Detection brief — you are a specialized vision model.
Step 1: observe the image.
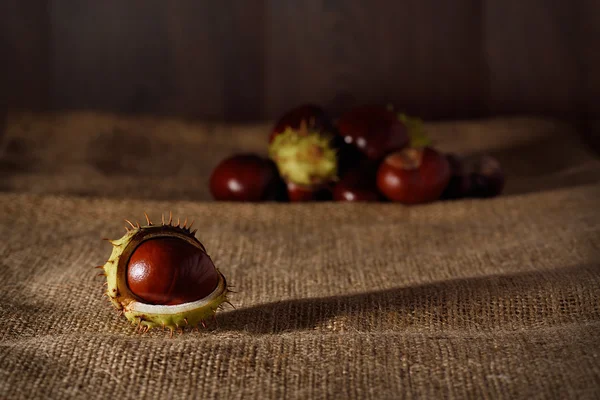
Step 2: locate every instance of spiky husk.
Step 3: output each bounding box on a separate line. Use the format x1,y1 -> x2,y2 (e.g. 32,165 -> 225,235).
99,214 -> 230,334
268,126 -> 338,186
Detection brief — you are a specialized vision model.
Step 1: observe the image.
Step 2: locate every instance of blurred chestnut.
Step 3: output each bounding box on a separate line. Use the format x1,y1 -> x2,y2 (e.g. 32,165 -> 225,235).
270,104 -> 335,143
333,163 -> 381,202
209,154 -> 284,201
440,153 -> 471,200
336,105 -> 409,161
286,181 -> 332,202
469,155 -> 505,198
376,147 -> 451,204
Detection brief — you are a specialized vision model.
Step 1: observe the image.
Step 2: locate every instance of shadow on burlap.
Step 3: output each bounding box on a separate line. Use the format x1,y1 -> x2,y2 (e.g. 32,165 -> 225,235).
0,112 -> 599,399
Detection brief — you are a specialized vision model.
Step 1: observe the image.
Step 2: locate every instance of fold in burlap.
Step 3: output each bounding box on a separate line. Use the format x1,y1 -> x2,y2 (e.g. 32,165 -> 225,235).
1,112 -> 599,399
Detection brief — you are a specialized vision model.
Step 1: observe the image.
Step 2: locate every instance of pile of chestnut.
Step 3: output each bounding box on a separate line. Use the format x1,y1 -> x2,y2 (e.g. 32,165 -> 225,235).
209,104 -> 504,203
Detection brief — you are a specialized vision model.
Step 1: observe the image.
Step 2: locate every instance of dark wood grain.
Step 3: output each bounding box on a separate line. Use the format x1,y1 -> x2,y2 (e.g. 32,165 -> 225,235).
266,0 -> 487,120
0,0 -> 50,111
484,1 -> 583,118
49,0 -> 175,115
161,2 -> 226,119
0,0 -> 598,121
220,2 -> 267,121
578,0 -> 600,119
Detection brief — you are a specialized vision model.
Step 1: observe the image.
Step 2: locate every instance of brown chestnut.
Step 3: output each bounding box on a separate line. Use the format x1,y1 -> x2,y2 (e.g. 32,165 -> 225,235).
470,155 -> 505,198
209,154 -> 283,201
286,181 -> 332,202
126,237 -> 219,306
336,105 -> 410,161
440,153 -> 471,200
332,163 -> 381,202
270,104 -> 335,143
376,147 -> 451,204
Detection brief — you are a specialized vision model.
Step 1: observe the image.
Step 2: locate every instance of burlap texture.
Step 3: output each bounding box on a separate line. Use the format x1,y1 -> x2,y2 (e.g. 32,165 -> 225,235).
2,112 -> 600,200
1,112 -> 600,399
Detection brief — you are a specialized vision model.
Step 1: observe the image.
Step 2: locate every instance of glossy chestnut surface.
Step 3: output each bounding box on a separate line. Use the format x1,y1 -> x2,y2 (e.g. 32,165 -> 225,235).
470,155 -> 505,198
333,163 -> 381,202
286,181 -> 332,202
209,154 -> 282,201
126,238 -> 219,305
377,147 -> 451,204
270,104 -> 335,143
440,153 -> 471,200
336,105 -> 409,161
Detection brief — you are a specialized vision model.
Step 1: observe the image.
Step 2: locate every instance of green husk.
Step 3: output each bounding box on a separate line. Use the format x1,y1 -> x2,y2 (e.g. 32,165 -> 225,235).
268,126 -> 338,186
100,219 -> 230,334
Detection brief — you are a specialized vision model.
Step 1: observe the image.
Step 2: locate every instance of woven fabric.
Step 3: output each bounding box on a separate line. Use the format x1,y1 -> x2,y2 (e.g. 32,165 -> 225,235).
1,112 -> 600,399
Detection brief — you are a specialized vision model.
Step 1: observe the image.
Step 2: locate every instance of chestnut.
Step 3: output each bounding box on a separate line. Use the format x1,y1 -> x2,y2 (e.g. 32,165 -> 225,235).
332,163 -> 381,202
270,103 -> 335,143
127,237 -> 218,305
209,154 -> 283,201
100,215 -> 231,334
336,105 -> 409,161
376,147 -> 451,204
469,155 -> 505,198
440,153 -> 471,200
286,181 -> 332,202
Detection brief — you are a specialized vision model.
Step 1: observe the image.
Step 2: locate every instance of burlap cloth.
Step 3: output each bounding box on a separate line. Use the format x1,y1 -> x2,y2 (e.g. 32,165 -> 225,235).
1,112 -> 600,399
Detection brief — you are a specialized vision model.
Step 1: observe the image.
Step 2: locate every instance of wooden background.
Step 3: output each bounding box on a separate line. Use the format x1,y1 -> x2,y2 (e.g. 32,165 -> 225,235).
1,0 -> 598,122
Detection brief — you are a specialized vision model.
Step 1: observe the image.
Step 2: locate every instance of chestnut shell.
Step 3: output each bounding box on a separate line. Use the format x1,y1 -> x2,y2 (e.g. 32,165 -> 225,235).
100,217 -> 230,334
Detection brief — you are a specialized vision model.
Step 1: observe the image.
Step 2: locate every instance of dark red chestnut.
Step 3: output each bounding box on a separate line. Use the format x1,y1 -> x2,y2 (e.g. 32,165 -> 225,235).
333,163 -> 381,202
376,147 -> 451,204
209,154 -> 283,201
127,237 -> 219,306
336,105 -> 410,161
469,155 -> 505,198
440,153 -> 471,200
270,104 -> 335,143
286,181 -> 332,202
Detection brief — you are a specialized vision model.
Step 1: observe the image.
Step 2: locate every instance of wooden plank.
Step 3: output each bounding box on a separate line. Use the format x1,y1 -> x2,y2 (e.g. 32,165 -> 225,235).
266,0 -> 487,120
49,0 -> 177,115
219,2 -> 267,121
1,1 -> 597,121
483,1 -> 582,117
0,0 -> 50,112
160,2 -> 226,119
49,1 -> 267,120
578,0 -> 600,119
